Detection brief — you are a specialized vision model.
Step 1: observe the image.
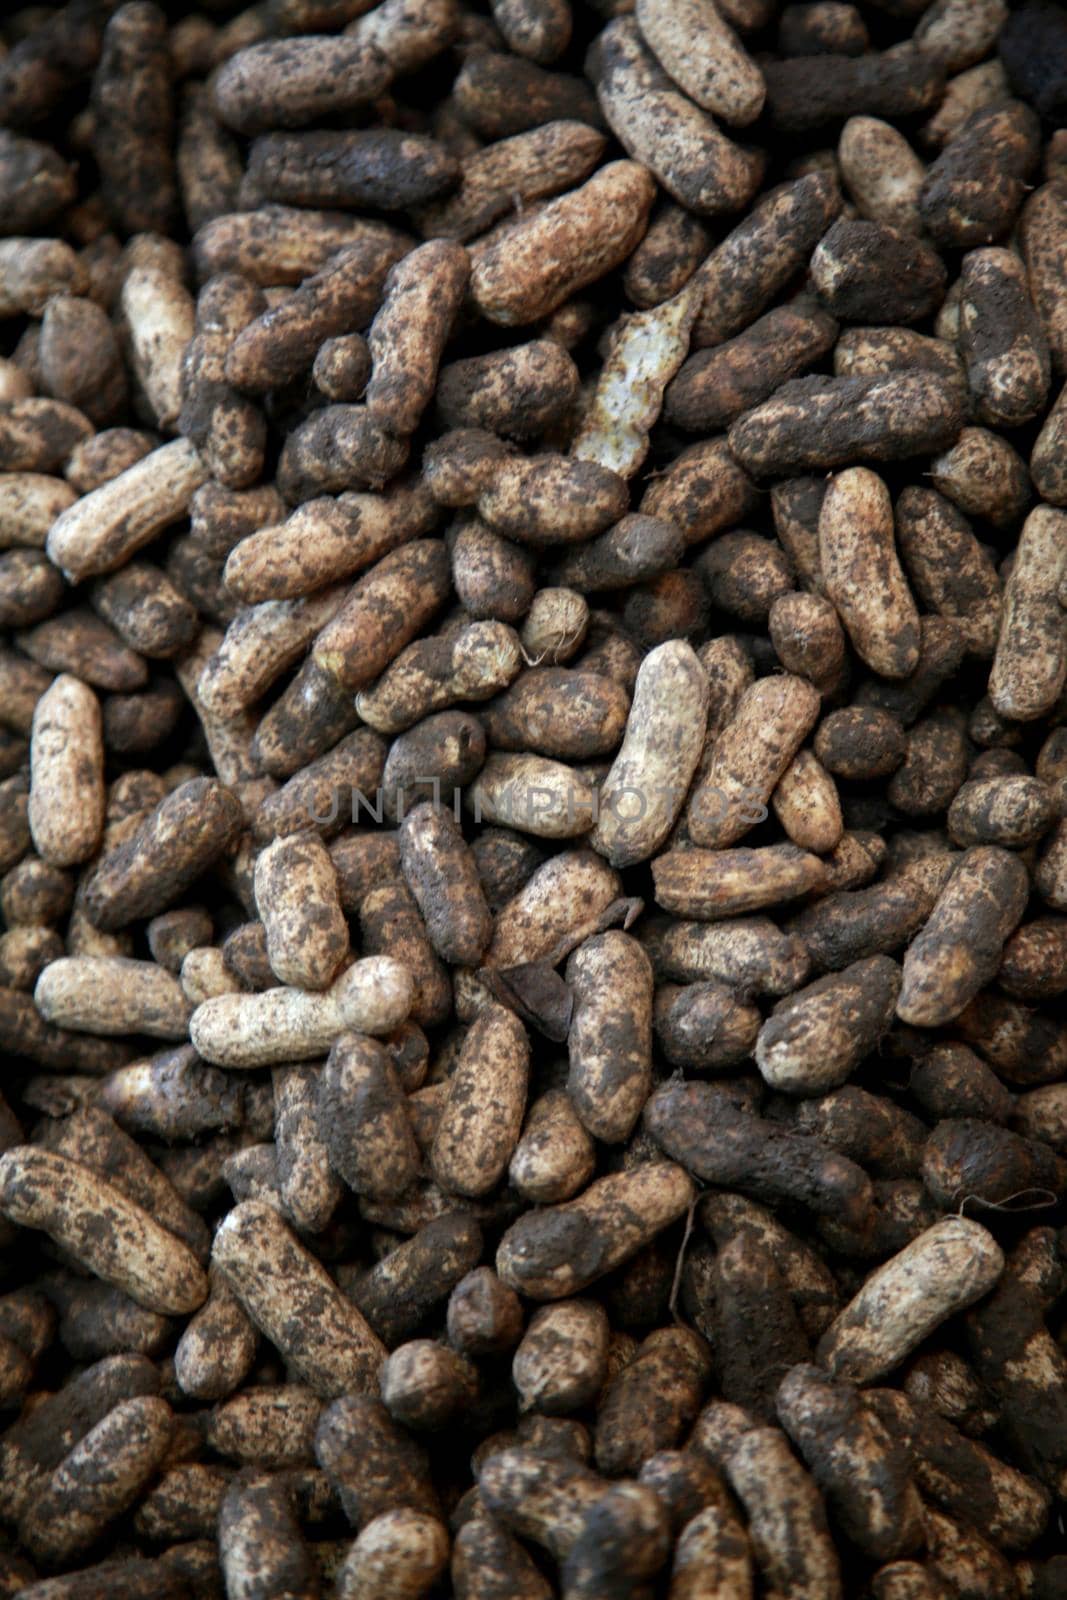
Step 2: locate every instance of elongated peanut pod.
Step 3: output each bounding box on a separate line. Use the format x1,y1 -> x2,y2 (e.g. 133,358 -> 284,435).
592,639 -> 709,867
817,1217 -> 1004,1384
47,437 -> 207,583
688,674 -> 820,850
989,507 -> 1067,722
725,1426 -> 842,1600
819,467 -> 921,680
213,1199 -> 386,1397
190,956 -> 413,1066
566,931 -> 652,1143
35,955 -> 191,1039
897,846 -> 1029,1027
0,1146 -> 207,1315
20,1395 -> 176,1568
338,1508 -> 450,1600
496,1162 -> 695,1299
433,1004 -> 530,1197
28,673 -> 105,867
470,160 -> 656,326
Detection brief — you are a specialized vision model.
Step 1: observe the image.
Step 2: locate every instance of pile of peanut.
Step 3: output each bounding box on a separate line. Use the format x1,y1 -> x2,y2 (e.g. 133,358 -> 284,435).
2,0 -> 1067,1595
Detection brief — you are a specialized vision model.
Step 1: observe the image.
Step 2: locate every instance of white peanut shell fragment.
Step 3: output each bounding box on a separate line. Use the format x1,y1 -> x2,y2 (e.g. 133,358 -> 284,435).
572,284 -> 699,478
817,1217 -> 1005,1384
189,955 -> 413,1066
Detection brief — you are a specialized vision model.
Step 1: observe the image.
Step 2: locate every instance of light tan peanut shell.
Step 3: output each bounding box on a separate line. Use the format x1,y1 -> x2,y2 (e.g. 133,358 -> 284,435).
724,1426 -> 842,1600
817,1217 -> 1004,1384
432,1004 -> 530,1197
636,0 -> 764,126
213,1199 -> 386,1397
566,930 -> 652,1144
254,831 -> 349,990
484,849 -> 621,968
469,160 -> 656,326
989,507 -> 1067,722
189,956 -> 413,1066
28,673 -> 105,867
47,438 -> 208,583
337,1508 -> 450,1600
35,955 -> 191,1039
688,674 -> 820,849
592,639 -> 709,867
0,1145 -> 207,1315
819,466 -> 921,680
